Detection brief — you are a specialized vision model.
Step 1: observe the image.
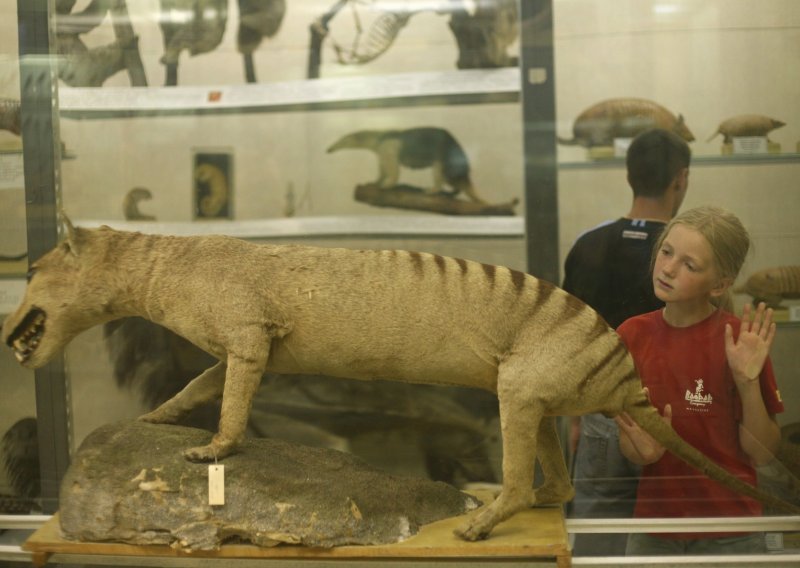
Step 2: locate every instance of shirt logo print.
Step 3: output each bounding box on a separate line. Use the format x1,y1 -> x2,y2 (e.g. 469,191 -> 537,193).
685,378 -> 713,408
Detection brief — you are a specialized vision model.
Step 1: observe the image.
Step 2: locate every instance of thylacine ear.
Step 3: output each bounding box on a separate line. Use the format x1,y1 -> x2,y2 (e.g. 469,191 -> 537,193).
59,210 -> 82,256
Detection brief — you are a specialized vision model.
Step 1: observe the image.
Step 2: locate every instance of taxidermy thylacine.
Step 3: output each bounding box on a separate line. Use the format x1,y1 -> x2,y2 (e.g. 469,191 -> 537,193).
327,127 -> 487,204
3,218 -> 799,541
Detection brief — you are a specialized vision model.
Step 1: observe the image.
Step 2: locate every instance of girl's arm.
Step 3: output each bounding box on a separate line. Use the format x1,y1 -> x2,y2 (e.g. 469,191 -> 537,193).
725,302 -> 781,465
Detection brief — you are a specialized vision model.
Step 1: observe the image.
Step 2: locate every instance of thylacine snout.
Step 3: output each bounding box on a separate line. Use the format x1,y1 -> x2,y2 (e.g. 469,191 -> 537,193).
4,307 -> 46,364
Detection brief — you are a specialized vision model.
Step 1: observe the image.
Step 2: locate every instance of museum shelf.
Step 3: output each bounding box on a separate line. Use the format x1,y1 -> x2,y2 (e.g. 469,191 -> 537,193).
57,68 -> 521,118
558,152 -> 800,170
70,214 -> 525,239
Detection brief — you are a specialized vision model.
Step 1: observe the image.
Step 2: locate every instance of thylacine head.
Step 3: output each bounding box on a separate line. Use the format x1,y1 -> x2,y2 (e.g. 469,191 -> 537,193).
1,216 -> 130,368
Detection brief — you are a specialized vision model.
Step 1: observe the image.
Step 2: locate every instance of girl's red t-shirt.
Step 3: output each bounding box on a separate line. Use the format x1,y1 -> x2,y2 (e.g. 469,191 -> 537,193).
617,309 -> 784,538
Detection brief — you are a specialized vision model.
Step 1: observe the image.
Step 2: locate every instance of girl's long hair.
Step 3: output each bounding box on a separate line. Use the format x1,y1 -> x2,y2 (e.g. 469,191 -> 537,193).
652,205 -> 750,311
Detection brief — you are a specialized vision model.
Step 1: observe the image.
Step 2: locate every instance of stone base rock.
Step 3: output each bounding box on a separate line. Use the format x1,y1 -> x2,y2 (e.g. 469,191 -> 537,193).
59,421 -> 481,550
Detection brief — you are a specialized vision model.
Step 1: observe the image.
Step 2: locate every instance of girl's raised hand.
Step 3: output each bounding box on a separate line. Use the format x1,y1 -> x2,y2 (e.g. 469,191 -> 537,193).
725,302 -> 776,385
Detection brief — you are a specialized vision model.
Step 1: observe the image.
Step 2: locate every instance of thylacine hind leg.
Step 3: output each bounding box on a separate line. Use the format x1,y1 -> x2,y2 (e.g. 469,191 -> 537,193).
534,416 -> 575,505
455,366 -> 544,540
139,361 -> 226,424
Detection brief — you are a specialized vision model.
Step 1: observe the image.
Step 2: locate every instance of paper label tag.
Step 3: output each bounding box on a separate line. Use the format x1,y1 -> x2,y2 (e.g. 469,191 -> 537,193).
209,465 -> 225,506
0,153 -> 24,190
613,138 -> 632,157
732,136 -> 768,154
789,305 -> 800,322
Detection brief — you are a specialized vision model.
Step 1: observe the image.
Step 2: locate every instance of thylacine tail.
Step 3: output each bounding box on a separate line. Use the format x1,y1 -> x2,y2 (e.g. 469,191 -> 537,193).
624,391 -> 800,515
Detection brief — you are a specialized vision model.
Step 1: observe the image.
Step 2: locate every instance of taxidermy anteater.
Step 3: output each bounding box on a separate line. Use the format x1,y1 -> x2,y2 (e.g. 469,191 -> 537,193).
559,98 -> 695,147
327,127 -> 487,203
735,266 -> 800,308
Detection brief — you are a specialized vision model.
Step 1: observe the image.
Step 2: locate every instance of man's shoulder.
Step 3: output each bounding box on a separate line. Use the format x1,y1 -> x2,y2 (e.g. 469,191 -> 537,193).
574,217 -> 664,241
573,218 -> 621,240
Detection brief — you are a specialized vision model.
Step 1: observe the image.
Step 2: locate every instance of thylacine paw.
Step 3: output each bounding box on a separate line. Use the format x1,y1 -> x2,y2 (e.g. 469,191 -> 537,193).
183,445 -> 219,463
453,521 -> 490,542
453,506 -> 497,541
182,437 -> 237,463
138,409 -> 179,424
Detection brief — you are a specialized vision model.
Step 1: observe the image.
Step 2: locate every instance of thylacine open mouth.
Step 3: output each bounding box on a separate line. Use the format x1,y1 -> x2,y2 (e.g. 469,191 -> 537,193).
6,307 -> 46,364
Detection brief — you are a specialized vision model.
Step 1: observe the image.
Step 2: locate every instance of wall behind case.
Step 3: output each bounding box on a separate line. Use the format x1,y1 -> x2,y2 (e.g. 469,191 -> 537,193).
60,104 -> 524,221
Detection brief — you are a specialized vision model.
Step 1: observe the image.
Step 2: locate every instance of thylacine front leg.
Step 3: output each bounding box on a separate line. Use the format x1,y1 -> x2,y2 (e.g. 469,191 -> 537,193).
184,346 -> 269,462
139,361 -> 227,424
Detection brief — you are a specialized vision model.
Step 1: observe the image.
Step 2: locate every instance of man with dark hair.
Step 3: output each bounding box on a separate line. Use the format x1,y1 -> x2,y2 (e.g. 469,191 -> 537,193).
564,128 -> 691,556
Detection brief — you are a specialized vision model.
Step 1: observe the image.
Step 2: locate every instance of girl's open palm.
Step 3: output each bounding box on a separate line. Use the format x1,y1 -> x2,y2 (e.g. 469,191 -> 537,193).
725,302 -> 776,384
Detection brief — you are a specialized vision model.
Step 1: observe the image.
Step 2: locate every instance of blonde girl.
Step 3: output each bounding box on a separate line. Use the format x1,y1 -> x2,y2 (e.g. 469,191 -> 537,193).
615,205 -> 783,555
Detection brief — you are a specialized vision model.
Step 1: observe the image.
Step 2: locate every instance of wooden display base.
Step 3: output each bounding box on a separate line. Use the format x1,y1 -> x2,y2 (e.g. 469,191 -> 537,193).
721,141 -> 781,155
0,254 -> 27,276
354,183 -> 519,216
24,504 -> 571,567
0,139 -> 22,153
587,146 -> 616,160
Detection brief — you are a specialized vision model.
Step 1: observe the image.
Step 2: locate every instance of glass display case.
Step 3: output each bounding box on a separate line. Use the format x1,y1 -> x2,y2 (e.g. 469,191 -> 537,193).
1,0 -> 798,566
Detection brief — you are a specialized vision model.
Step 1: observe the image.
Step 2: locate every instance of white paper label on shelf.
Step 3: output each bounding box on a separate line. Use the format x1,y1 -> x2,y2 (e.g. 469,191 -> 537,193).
789,306 -> 800,322
527,68 -> 548,85
732,137 -> 768,154
0,279 -> 26,315
209,464 -> 225,506
613,138 -> 633,157
0,153 -> 24,190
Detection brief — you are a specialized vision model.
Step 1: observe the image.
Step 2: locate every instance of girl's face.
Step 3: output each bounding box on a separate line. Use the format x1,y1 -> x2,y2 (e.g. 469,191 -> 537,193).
653,224 -> 726,304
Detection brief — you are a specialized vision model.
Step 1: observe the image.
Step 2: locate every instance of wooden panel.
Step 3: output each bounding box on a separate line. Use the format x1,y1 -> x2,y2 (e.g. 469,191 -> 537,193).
24,503 -> 570,565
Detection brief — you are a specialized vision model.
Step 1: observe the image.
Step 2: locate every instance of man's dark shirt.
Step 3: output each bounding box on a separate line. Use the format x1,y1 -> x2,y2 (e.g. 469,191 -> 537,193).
563,218 -> 665,329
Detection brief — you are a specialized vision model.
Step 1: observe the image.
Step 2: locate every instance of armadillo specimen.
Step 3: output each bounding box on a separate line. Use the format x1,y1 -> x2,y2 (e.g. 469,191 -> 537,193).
735,266 -> 800,308
707,114 -> 785,143
558,98 -> 695,147
0,98 -> 21,135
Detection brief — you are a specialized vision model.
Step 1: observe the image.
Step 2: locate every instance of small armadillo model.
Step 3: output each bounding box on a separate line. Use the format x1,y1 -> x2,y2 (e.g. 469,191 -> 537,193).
706,114 -> 786,143
735,266 -> 800,308
558,98 -> 694,147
